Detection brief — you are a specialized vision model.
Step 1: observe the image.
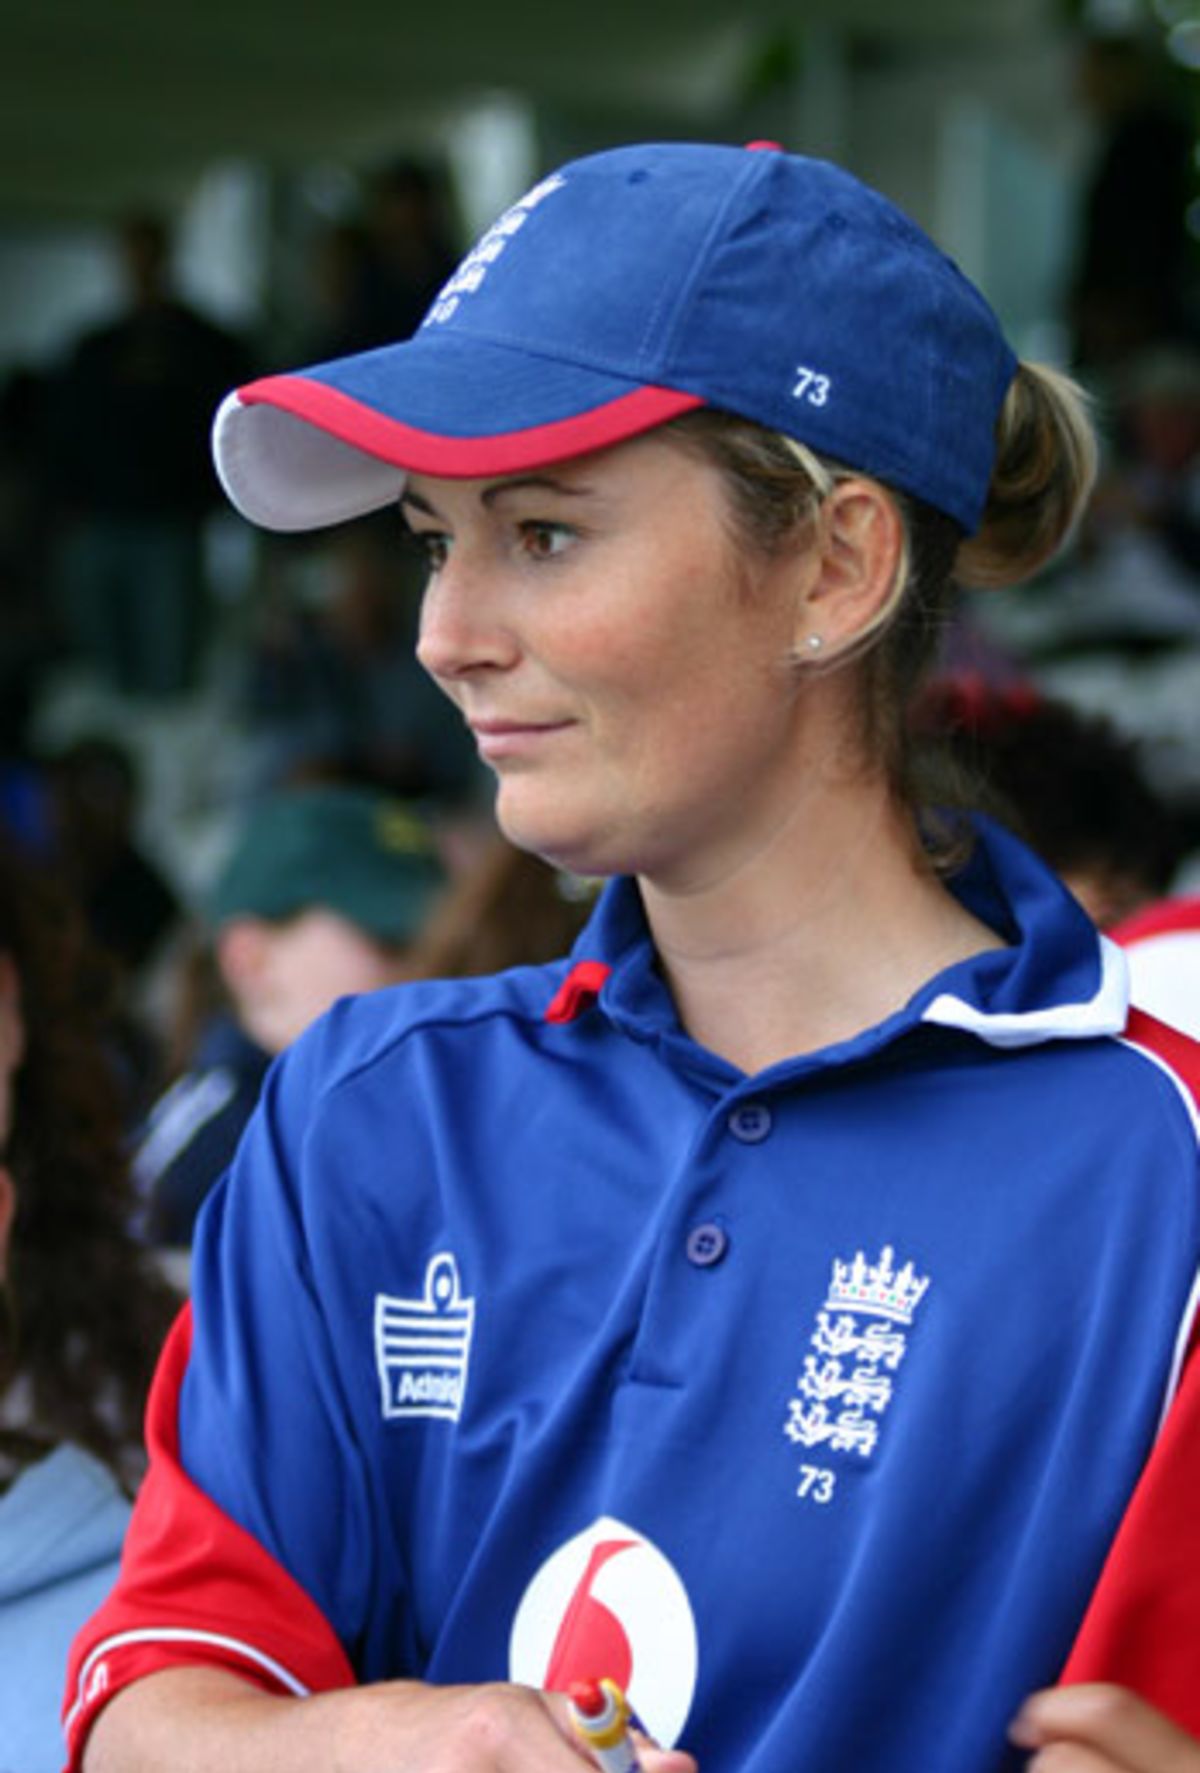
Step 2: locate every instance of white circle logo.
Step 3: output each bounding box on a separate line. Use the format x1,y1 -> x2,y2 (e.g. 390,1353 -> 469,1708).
508,1515 -> 698,1748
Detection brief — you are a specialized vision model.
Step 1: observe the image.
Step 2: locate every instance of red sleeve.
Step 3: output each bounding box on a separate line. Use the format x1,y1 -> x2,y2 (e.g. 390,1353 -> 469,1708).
1060,1326 -> 1200,1734
1121,1005 -> 1200,1105
60,1306 -> 356,1770
1060,1006 -> 1200,1733
1110,895 -> 1200,948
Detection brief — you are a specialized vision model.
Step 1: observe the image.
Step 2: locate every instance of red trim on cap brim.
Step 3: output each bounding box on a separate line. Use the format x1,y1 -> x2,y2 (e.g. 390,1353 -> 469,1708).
236,376 -> 706,478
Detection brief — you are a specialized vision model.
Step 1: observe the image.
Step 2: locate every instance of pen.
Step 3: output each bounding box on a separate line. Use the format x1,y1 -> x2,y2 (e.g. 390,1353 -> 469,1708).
568,1677 -> 643,1772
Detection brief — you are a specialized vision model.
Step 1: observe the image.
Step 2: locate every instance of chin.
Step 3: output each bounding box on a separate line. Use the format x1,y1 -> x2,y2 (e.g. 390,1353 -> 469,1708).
494,789 -> 627,881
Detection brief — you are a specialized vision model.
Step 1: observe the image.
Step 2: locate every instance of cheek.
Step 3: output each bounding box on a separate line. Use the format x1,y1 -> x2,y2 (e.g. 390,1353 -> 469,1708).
615,614 -> 790,739
536,525 -> 792,727
317,940 -> 404,997
276,932 -> 395,1013
555,592 -> 726,713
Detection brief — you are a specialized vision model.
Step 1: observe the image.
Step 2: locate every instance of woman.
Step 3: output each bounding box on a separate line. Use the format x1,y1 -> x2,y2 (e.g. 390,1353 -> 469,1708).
0,837 -> 178,1769
68,142 -> 1200,1772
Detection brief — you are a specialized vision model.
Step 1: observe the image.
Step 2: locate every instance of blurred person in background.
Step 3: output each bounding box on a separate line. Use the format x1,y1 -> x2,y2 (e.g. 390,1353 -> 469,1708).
43,736 -> 183,1109
912,675 -> 1186,929
410,831 -> 594,979
43,210 -> 251,700
132,783 -> 447,1249
303,156 -> 461,363
242,515 -> 483,805
1067,29 -> 1196,375
0,366 -> 58,724
1,733 -> 185,1128
1072,344 -> 1200,636
43,736 -> 181,987
914,677 -> 1200,1046
0,835 -> 178,1769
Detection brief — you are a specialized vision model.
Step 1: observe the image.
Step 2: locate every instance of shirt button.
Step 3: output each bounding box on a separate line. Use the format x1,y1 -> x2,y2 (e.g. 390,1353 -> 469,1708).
728,1102 -> 772,1143
686,1222 -> 729,1267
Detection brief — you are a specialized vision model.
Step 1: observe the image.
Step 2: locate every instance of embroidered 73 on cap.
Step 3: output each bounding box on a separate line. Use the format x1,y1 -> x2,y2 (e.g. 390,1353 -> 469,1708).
212,141 -> 1016,537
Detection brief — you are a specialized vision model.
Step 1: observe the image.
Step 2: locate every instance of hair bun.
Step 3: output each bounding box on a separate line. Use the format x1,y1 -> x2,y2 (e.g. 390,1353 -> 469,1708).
956,362 -> 1097,590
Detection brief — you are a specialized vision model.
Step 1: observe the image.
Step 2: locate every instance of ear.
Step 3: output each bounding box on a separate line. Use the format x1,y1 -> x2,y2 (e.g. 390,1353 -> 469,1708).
795,478 -> 905,657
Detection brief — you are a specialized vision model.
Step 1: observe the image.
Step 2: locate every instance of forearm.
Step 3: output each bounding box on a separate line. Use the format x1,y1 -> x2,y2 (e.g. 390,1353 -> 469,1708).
82,1665 -> 700,1773
82,1668 -> 354,1773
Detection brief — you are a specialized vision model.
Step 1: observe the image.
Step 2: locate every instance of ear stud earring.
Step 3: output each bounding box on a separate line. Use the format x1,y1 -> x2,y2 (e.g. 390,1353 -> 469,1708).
806,634 -> 824,654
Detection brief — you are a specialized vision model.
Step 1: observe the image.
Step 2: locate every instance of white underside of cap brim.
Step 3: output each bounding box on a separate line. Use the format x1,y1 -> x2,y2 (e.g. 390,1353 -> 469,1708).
213,392 -> 407,533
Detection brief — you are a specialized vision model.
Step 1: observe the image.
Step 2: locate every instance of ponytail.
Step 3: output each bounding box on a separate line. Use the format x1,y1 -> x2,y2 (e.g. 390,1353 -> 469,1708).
956,361 -> 1097,590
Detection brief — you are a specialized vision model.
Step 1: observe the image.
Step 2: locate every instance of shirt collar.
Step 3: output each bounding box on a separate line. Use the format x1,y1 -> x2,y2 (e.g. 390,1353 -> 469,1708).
545,815 -> 1127,1053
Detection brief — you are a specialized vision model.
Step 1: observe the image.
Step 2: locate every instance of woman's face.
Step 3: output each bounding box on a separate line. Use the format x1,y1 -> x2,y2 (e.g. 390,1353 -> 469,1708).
410,433 -> 812,887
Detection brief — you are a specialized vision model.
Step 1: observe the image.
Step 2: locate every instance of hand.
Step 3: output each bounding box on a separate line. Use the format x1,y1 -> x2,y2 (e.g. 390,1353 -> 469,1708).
336,1681 -> 699,1772
1010,1684 -> 1200,1771
83,1668 -> 700,1773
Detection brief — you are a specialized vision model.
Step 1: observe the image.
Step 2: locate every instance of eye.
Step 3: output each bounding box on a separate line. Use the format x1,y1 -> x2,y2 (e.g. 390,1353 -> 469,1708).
404,526 -> 450,572
518,521 -> 575,561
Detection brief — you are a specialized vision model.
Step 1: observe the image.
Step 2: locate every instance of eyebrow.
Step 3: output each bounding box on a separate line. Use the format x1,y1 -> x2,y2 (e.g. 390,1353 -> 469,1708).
399,474 -> 595,519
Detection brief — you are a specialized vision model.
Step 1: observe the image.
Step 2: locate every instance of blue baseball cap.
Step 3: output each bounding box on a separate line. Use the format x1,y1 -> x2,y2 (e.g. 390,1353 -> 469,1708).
213,140 -> 1017,537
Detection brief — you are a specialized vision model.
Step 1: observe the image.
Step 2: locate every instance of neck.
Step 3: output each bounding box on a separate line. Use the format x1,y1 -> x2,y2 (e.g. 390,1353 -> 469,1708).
640,777 -> 1002,1074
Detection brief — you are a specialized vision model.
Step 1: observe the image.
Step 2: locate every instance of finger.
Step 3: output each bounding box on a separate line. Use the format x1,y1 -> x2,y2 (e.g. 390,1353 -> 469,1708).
639,1752 -> 699,1773
540,1698 -> 697,1773
1011,1684 -> 1200,1773
1026,1746 -> 1136,1772
629,1728 -> 698,1772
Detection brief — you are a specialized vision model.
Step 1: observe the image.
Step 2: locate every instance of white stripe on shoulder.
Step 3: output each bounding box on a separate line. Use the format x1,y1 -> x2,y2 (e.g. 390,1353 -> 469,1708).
64,1626 -> 311,1732
1125,932 -> 1200,1042
921,934 -> 1129,1049
1154,1262 -> 1200,1436
1115,1027 -> 1200,1145
1116,1019 -> 1200,1433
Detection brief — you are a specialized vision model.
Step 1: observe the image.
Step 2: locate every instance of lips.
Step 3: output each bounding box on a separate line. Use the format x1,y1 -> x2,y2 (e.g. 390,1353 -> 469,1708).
468,717 -> 576,760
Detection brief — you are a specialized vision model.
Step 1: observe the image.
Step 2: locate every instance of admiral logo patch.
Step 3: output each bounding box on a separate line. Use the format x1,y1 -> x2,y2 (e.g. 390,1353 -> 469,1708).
375,1252 -> 475,1422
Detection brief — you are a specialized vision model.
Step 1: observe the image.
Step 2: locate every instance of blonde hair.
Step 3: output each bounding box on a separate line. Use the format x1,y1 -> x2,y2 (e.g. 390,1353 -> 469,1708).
957,362 -> 1097,590
662,367 -> 1097,821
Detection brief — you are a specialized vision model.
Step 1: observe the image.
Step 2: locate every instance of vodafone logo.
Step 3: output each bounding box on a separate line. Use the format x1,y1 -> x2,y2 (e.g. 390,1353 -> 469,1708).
508,1515 -> 698,1748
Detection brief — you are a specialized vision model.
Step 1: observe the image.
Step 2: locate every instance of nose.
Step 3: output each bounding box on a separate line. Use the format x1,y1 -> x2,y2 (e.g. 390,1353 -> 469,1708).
416,552 -> 520,683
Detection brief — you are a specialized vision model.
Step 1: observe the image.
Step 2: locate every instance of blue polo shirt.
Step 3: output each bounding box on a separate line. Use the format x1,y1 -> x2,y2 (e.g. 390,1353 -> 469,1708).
65,818 -> 1200,1772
